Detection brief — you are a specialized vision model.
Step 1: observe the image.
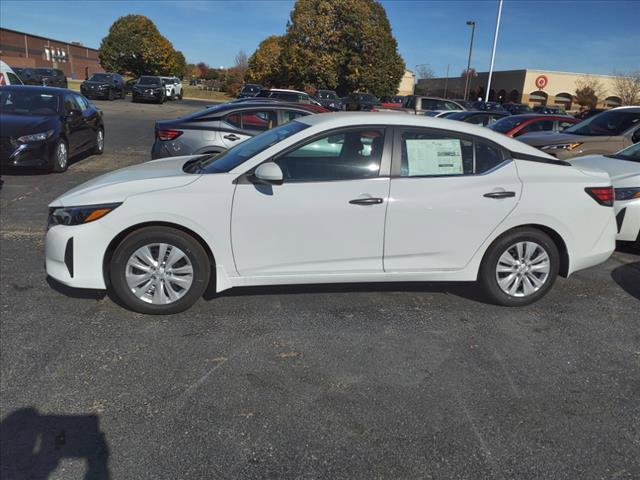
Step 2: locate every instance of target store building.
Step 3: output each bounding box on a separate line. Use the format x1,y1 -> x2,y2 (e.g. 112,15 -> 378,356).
416,69 -> 623,111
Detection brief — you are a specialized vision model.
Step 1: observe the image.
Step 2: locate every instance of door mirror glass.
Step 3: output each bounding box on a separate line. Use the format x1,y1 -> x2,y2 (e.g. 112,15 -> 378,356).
254,162 -> 283,184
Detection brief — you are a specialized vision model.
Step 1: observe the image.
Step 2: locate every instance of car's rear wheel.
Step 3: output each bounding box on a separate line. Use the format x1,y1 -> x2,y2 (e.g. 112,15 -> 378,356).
110,227 -> 210,314
51,139 -> 68,173
479,228 -> 559,306
178,90 -> 183,100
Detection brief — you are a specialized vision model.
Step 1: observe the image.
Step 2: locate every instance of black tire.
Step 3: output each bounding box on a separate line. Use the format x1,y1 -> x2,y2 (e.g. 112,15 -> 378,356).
178,90 -> 183,100
108,89 -> 114,101
93,127 -> 104,155
478,227 -> 559,306
158,95 -> 165,104
50,139 -> 69,173
109,227 -> 211,315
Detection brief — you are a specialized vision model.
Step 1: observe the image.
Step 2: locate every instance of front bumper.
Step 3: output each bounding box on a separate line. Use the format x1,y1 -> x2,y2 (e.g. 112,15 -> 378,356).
615,199 -> 640,242
0,139 -> 55,169
81,87 -> 110,99
132,90 -> 163,101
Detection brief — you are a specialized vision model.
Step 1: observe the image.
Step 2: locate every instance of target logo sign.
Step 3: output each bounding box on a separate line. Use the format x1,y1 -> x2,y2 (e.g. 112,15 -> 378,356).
535,75 -> 548,89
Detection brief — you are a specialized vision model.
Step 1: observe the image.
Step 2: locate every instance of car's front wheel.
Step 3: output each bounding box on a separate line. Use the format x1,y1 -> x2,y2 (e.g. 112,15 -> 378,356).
478,228 -> 559,306
50,139 -> 68,173
110,227 -> 210,314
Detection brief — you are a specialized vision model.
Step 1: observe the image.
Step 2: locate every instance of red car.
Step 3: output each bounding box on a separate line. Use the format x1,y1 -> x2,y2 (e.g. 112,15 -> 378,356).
488,114 -> 579,138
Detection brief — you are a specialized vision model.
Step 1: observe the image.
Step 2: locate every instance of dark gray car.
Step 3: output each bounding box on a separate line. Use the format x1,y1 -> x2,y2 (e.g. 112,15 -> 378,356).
151,101 -> 323,159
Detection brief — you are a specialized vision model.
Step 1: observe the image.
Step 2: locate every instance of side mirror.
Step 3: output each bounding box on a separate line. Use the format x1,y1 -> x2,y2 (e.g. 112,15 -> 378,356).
253,162 -> 283,185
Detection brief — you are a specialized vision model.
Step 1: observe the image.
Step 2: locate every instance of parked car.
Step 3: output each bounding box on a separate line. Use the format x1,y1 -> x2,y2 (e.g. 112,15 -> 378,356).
533,105 -> 567,115
230,97 -> 328,113
572,142 -> 640,244
380,95 -> 405,108
131,76 -> 166,104
80,72 -> 125,100
45,112 -> 616,314
35,68 -> 67,88
424,110 -> 464,118
124,78 -> 138,95
574,108 -> 607,120
11,67 -> 41,85
256,88 -> 322,106
0,85 -> 104,172
471,101 -> 508,113
445,110 -> 509,126
502,103 -> 532,115
1,61 -> 23,86
518,107 -> 640,160
236,83 -> 262,99
344,92 -> 381,111
314,89 -> 342,110
151,101 -> 327,159
399,95 -> 466,115
161,77 -> 183,100
488,114 -> 579,138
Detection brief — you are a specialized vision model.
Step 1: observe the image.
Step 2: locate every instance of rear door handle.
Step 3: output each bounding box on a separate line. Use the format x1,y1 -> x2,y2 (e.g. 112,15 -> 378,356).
349,197 -> 384,205
483,191 -> 516,199
224,134 -> 241,141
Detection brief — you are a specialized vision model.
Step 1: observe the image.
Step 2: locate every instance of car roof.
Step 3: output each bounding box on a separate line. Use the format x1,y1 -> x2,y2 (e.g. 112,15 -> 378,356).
264,88 -> 307,94
295,112 -> 556,158
0,84 -> 70,94
193,101 -> 322,117
502,114 -> 575,120
610,106 -> 640,112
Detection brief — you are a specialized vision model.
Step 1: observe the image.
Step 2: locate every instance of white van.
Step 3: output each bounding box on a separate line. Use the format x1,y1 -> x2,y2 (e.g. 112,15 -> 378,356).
0,61 -> 24,85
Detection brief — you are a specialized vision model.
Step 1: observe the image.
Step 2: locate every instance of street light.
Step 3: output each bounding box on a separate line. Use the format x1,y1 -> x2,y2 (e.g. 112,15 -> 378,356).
485,0 -> 504,102
463,20 -> 476,101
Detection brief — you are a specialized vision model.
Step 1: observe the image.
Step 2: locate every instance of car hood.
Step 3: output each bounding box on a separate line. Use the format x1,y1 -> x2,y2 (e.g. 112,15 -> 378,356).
0,114 -> 58,138
135,84 -> 162,88
517,131 -> 611,147
572,155 -> 640,187
82,80 -> 110,87
49,156 -> 202,207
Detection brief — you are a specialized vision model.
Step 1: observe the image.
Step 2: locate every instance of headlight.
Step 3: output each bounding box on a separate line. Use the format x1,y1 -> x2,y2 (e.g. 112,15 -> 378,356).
615,187 -> 640,201
17,130 -> 54,143
541,143 -> 582,151
98,84 -> 108,89
48,203 -> 122,228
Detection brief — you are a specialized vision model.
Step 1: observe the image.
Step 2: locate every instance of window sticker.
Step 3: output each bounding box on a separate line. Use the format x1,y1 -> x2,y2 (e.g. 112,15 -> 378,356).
406,138 -> 463,175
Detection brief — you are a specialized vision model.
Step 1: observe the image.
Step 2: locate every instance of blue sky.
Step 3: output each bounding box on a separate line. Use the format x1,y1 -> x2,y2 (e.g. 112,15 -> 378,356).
1,0 -> 639,76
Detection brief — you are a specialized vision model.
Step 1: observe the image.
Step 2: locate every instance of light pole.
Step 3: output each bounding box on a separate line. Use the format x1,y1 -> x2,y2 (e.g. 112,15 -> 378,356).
485,0 -> 504,102
463,20 -> 475,101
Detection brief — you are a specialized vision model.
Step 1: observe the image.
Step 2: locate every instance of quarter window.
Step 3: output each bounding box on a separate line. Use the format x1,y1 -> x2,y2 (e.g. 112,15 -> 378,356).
400,131 -> 506,177
281,110 -> 308,124
275,129 -> 385,182
225,111 -> 276,131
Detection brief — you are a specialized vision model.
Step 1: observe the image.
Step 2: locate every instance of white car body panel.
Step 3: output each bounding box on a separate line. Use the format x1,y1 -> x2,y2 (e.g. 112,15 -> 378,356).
45,113 -> 617,295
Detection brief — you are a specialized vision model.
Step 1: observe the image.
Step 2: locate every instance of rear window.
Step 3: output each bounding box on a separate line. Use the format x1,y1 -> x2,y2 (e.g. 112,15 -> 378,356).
489,116 -> 528,133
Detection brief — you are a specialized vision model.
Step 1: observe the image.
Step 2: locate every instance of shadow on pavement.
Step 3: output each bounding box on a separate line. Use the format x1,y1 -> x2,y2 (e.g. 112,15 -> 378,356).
46,276 -> 106,301
0,407 -> 110,479
611,261 -> 640,301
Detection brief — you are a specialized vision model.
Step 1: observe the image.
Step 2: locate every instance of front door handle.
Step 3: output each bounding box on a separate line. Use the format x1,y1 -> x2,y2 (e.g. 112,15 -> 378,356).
224,134 -> 241,141
483,191 -> 516,199
349,197 -> 384,205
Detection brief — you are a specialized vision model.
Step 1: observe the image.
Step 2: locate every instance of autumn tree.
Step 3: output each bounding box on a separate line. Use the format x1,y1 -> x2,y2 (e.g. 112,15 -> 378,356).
612,71 -> 640,106
246,35 -> 284,87
196,62 -> 209,78
172,50 -> 187,78
99,15 -> 180,77
574,76 -> 605,108
277,0 -> 405,97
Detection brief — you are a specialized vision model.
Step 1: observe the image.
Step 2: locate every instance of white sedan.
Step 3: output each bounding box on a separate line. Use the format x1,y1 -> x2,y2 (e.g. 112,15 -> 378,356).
45,113 -> 617,314
572,142 -> 640,244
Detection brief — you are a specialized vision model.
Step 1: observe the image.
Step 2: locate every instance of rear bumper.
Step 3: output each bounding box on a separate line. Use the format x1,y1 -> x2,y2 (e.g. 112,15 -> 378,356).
569,212 -> 617,274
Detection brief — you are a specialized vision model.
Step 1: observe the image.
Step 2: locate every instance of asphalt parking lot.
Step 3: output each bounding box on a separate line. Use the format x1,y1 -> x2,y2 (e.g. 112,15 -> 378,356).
1,98 -> 639,479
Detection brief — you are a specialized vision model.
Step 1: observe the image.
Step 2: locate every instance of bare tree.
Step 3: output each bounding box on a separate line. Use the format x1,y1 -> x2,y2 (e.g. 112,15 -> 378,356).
234,50 -> 249,72
612,71 -> 640,106
574,76 -> 605,108
415,64 -> 435,80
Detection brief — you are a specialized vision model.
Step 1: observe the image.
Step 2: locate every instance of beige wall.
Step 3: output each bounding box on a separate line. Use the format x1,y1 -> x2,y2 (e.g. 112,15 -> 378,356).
397,69 -> 415,96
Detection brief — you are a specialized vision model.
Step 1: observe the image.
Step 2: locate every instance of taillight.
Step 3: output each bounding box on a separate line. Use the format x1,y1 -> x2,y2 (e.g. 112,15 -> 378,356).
156,129 -> 183,141
585,187 -> 614,206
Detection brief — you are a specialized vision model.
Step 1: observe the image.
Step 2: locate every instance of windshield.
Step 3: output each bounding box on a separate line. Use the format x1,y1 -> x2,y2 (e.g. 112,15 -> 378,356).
138,76 -> 161,86
317,91 -> 337,99
196,121 -> 309,173
489,116 -> 527,133
0,89 -> 60,115
446,112 -> 471,121
241,85 -> 260,93
89,73 -> 112,82
565,110 -> 640,136
611,142 -> 640,162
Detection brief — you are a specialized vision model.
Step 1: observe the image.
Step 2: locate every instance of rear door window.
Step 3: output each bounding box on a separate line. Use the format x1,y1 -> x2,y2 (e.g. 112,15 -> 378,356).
224,110 -> 277,132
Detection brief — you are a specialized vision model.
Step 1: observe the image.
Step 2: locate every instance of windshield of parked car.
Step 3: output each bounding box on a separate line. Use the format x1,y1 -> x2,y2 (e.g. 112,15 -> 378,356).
489,116 -> 528,133
241,85 -> 260,93
316,91 -> 338,99
89,73 -> 112,82
193,120 -> 310,173
610,142 -> 640,162
0,89 -> 60,115
36,68 -> 54,76
138,76 -> 161,85
565,110 -> 640,136
446,112 -> 473,121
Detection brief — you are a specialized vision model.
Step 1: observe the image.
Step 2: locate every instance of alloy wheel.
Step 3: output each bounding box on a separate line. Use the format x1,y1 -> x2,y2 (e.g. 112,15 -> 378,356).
125,243 -> 194,305
57,142 -> 68,170
96,129 -> 104,152
495,241 -> 551,297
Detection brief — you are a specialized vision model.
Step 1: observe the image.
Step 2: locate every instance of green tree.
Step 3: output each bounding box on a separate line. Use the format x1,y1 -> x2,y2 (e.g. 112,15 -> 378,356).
279,0 -> 405,97
172,50 -> 187,78
99,15 -> 179,77
574,76 -> 605,108
246,35 -> 284,87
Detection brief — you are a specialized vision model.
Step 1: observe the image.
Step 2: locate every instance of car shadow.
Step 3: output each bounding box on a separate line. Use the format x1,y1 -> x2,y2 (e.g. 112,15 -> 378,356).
0,407 -> 110,479
611,261 -> 640,301
205,280 -> 488,304
46,276 -> 106,301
